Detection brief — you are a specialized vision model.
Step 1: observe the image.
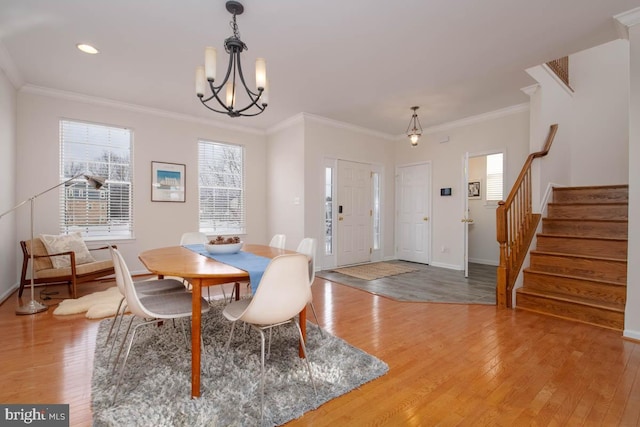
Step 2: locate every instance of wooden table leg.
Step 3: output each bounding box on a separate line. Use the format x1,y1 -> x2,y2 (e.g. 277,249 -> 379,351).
191,279 -> 202,398
299,306 -> 307,358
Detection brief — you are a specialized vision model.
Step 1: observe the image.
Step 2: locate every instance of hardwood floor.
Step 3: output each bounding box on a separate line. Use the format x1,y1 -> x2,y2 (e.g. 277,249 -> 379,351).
1,277 -> 639,426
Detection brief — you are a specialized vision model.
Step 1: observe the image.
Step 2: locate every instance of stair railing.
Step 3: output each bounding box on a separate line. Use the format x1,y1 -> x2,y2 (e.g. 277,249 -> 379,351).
496,124 -> 558,308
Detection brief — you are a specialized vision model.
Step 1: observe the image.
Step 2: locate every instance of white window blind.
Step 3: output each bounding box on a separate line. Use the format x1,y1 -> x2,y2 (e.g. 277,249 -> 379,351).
486,153 -> 504,201
60,120 -> 133,239
198,140 -> 245,234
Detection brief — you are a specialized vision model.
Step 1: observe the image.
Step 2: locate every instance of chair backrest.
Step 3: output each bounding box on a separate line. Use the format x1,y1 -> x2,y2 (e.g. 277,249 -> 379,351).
296,237 -> 317,285
109,246 -> 126,297
180,232 -> 208,245
110,247 -> 154,319
269,234 -> 286,249
21,239 -> 54,272
239,253 -> 311,325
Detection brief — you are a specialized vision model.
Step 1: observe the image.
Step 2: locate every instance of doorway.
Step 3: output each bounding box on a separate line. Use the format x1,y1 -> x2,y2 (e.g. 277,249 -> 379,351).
462,151 -> 504,277
395,162 -> 431,264
336,160 -> 372,266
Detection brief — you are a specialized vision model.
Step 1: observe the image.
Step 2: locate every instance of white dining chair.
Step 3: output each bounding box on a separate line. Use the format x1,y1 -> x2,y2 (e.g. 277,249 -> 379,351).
105,246 -> 186,362
180,231 -> 239,302
222,253 -> 317,424
268,234 -> 286,249
296,237 -> 323,336
110,247 -> 210,402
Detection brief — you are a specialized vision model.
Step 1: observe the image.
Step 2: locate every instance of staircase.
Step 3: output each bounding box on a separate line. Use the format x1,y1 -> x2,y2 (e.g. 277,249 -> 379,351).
515,185 -> 628,330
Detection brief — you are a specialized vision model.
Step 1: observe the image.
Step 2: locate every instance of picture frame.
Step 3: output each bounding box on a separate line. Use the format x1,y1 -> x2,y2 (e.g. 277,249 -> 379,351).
151,161 -> 185,202
468,180 -> 481,199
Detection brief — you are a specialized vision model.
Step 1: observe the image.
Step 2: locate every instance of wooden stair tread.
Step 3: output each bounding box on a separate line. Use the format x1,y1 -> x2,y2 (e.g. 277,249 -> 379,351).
548,202 -> 628,206
553,184 -> 628,190
523,268 -> 626,287
536,233 -> 627,242
543,218 -> 628,223
516,287 -> 624,312
529,250 -> 627,263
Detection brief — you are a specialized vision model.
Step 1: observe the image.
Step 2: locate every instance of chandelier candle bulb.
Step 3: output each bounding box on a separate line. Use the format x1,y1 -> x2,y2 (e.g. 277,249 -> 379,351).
195,66 -> 206,96
255,58 -> 266,89
205,47 -> 217,81
226,82 -> 235,108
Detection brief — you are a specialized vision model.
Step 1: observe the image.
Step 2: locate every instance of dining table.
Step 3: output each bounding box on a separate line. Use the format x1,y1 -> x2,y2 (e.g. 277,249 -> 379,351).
138,243 -> 307,398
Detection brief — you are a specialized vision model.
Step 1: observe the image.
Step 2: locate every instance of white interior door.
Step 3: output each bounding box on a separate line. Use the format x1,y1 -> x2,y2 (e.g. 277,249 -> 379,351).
337,160 -> 371,266
396,163 -> 431,264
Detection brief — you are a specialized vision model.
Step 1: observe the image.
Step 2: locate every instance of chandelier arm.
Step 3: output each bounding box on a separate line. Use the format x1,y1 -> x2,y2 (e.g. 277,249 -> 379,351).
234,53 -> 261,98
233,93 -> 265,115
199,98 -> 235,115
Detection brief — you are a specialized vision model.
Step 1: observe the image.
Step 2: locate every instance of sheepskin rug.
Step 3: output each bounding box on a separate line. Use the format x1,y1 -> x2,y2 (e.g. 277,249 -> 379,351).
53,287 -> 125,319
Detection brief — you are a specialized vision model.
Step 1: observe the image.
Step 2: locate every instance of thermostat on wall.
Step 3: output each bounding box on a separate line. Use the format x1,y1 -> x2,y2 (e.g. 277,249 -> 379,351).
440,188 -> 452,196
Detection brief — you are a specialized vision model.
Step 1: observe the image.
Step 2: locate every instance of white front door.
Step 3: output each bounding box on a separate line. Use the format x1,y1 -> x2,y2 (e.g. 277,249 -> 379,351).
396,163 -> 431,264
337,160 -> 372,266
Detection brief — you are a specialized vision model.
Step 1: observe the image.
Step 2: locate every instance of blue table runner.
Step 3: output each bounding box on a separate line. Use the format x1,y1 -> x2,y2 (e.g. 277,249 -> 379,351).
183,244 -> 270,294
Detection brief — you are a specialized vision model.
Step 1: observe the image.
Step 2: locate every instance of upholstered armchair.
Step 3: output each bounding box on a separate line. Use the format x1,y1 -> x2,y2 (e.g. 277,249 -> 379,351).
20,235 -> 116,299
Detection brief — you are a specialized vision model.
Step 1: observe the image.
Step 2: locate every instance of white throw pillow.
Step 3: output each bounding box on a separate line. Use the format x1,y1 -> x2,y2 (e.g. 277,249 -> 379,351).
40,232 -> 96,269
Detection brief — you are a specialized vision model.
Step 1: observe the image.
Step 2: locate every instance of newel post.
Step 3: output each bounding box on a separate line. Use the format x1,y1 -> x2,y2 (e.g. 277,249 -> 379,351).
496,201 -> 509,308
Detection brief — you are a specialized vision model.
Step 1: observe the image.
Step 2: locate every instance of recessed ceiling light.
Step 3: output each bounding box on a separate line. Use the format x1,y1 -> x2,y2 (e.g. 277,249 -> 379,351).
76,43 -> 99,54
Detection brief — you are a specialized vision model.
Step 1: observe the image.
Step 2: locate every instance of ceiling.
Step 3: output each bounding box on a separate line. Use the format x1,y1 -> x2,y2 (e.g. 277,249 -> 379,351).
1,0 -> 639,137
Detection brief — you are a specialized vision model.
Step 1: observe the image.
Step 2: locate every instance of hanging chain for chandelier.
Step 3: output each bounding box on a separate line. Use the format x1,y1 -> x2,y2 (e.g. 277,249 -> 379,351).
195,1 -> 268,117
406,106 -> 423,146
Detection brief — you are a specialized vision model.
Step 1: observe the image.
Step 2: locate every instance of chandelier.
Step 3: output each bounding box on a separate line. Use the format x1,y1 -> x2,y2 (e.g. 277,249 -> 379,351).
406,106 -> 423,146
195,1 -> 268,117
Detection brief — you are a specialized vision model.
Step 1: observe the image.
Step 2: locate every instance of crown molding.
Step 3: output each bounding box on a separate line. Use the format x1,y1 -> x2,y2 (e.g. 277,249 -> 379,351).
521,84 -> 540,97
0,42 -> 24,89
614,7 -> 640,39
19,84 -> 266,136
401,103 -> 530,138
300,113 -> 396,140
266,113 -> 305,134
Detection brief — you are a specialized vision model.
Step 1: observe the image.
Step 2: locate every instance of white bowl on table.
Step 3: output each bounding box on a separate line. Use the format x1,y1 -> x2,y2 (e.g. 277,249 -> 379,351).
204,241 -> 243,255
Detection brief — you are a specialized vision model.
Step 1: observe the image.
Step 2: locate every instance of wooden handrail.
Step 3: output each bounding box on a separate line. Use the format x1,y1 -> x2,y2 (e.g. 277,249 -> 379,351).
496,124 -> 558,308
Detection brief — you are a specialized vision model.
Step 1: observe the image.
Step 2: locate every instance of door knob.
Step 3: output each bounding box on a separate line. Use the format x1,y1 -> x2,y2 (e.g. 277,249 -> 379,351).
423,217 -> 429,221
338,216 -> 344,221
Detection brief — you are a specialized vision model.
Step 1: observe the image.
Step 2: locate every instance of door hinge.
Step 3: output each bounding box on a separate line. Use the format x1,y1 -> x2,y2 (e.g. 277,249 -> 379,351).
370,247 -> 373,254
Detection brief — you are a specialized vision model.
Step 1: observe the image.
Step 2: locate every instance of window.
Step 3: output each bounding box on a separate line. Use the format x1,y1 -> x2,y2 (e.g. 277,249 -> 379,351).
324,166 -> 333,255
198,140 -> 245,234
60,120 -> 133,239
372,171 -> 381,250
486,153 -> 504,202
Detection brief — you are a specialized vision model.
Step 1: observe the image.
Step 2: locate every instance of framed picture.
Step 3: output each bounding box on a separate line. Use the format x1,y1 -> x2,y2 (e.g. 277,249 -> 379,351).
468,180 -> 481,199
151,161 -> 185,202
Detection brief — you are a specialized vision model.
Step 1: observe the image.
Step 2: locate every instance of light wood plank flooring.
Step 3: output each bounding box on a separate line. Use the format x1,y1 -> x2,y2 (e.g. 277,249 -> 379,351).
1,277 -> 639,426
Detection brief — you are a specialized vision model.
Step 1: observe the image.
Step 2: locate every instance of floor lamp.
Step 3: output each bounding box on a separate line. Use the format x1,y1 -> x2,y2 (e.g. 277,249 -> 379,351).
0,173 -> 105,315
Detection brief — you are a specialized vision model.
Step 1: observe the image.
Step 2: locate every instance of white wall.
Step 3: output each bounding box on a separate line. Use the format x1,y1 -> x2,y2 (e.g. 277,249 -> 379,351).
16,89 -> 269,273
0,69 -> 17,301
570,39 -> 629,186
525,68 -> 573,208
395,108 -> 530,270
266,116 -> 305,250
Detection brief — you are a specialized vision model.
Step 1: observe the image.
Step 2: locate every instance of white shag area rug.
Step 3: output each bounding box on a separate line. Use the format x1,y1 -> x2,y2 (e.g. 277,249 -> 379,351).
53,287 -> 124,319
